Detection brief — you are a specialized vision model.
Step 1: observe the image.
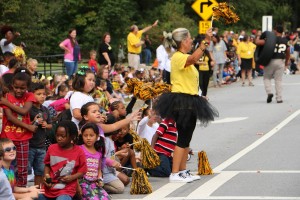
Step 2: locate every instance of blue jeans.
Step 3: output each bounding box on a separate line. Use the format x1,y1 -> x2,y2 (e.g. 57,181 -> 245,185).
213,63 -> 225,86
64,61 -> 78,78
38,194 -> 72,200
143,48 -> 152,65
148,153 -> 172,177
28,147 -> 46,176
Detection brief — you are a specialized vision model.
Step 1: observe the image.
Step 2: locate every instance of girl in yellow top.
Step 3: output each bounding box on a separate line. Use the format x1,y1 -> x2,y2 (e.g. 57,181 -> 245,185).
154,28 -> 218,183
237,35 -> 256,86
197,48 -> 214,99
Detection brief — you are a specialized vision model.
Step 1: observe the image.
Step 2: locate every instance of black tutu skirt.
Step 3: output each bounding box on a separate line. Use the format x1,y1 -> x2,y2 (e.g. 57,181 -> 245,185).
154,93 -> 219,127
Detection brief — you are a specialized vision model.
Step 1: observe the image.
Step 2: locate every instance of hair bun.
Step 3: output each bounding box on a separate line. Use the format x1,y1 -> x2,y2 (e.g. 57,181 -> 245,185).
163,31 -> 172,40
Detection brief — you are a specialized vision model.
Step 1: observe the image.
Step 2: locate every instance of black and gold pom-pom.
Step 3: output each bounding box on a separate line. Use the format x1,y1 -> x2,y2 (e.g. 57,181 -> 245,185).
125,78 -> 171,101
130,168 -> 152,194
197,151 -> 213,175
213,2 -> 240,24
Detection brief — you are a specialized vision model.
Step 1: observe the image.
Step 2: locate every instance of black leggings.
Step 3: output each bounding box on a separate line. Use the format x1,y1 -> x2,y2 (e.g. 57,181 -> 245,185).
199,70 -> 210,97
163,70 -> 171,84
176,115 -> 197,148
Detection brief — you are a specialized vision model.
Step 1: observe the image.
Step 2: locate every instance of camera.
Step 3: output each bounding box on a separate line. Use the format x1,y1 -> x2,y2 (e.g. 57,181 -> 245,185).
33,113 -> 43,126
45,177 -> 52,184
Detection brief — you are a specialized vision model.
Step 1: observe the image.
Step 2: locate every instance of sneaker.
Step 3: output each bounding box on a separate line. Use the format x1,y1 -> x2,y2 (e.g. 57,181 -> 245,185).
267,94 -> 274,103
249,82 -> 254,86
184,170 -> 201,181
277,100 -> 283,103
169,172 -> 193,183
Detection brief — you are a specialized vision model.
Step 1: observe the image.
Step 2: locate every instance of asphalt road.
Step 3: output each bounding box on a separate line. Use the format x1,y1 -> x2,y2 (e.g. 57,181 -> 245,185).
112,73 -> 300,200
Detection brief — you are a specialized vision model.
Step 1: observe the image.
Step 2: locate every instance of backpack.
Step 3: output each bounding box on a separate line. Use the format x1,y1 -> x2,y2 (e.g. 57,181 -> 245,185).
49,98 -> 69,112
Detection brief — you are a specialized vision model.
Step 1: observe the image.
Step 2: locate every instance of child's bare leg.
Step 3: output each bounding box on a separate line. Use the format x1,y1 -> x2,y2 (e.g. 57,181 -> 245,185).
129,149 -> 137,168
34,175 -> 43,186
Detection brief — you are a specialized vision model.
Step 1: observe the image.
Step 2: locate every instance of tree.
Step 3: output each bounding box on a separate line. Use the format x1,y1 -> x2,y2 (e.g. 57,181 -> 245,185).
0,0 -> 298,58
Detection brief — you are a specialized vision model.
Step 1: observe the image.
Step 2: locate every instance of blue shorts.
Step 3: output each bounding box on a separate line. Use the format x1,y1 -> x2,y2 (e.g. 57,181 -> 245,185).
28,147 -> 46,176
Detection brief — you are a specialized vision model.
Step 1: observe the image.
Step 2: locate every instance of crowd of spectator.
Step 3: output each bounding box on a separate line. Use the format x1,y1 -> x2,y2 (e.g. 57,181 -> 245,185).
0,22 -> 298,200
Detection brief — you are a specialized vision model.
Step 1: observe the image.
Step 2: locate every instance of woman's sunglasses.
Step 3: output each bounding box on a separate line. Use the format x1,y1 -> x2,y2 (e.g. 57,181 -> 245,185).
4,146 -> 17,152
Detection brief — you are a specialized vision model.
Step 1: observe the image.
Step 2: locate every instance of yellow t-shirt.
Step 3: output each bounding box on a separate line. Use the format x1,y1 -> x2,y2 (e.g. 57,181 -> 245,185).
199,55 -> 210,71
127,30 -> 143,54
171,52 -> 199,95
237,42 -> 256,59
232,39 -> 238,48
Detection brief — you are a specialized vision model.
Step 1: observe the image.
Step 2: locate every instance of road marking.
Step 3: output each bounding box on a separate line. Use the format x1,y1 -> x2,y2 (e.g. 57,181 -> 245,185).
212,117 -> 248,124
223,170 -> 300,173
196,117 -> 248,125
112,110 -> 300,200
164,196 -> 300,199
213,109 -> 300,173
187,171 -> 238,198
142,182 -> 186,200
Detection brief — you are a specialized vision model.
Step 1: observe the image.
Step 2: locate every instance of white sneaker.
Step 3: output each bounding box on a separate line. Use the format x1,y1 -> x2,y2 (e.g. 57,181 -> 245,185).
169,172 -> 193,183
184,170 -> 201,181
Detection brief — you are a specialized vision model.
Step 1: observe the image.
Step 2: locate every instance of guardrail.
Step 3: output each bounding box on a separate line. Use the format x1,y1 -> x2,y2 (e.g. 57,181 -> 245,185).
32,54 -> 65,76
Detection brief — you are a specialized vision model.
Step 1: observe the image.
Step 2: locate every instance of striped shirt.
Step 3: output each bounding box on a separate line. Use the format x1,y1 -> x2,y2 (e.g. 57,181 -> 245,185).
154,118 -> 178,157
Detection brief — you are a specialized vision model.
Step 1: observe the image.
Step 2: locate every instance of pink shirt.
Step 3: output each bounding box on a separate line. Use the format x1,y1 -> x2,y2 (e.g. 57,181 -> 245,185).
60,38 -> 81,61
80,145 -> 102,181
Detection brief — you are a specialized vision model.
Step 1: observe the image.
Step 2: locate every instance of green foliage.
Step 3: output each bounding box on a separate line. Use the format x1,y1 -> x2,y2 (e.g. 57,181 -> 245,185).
0,0 -> 297,58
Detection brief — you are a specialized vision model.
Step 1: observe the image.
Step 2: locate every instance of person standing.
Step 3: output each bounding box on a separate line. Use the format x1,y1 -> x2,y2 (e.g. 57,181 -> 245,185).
237,35 -> 256,86
117,44 -> 125,63
59,28 -> 81,79
156,31 -> 175,84
154,28 -> 219,183
143,34 -> 152,65
98,32 -> 115,70
127,20 -> 158,70
0,25 -> 20,54
209,34 -> 227,87
255,25 -> 290,103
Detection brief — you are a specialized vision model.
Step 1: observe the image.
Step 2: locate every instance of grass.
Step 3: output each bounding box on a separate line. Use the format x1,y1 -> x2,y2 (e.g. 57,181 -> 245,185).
37,62 -> 89,76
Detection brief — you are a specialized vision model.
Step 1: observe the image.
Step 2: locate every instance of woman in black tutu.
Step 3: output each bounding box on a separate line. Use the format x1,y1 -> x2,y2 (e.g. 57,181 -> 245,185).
154,27 -> 219,183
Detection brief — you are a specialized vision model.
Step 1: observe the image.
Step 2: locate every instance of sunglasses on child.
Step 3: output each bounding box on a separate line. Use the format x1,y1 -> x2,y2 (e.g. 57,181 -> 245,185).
4,146 -> 17,152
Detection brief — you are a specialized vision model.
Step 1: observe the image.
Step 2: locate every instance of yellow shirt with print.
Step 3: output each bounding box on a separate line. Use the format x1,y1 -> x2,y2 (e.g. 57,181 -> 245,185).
171,52 -> 199,95
237,42 -> 256,59
127,30 -> 143,54
198,55 -> 210,71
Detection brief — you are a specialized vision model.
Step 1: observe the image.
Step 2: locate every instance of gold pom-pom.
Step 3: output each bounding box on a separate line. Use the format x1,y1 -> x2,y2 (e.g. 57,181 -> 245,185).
197,151 -> 213,175
130,168 -> 152,194
212,2 -> 240,24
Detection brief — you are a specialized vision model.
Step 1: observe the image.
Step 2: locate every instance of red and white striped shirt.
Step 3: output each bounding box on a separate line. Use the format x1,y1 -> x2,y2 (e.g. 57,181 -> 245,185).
154,118 -> 178,157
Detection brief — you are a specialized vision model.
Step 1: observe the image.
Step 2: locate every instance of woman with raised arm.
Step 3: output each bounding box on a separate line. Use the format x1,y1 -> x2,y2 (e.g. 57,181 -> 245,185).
154,27 -> 219,183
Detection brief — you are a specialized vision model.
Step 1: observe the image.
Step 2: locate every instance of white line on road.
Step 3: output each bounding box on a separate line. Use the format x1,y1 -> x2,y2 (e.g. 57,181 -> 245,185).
163,196 -> 300,199
223,170 -> 300,173
187,171 -> 238,198
213,109 -> 300,173
212,117 -> 248,124
196,117 -> 248,125
142,182 -> 186,200
113,110 -> 300,200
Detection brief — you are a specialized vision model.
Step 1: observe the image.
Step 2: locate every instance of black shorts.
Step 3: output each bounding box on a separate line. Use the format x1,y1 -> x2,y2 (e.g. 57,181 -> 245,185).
241,58 -> 253,70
